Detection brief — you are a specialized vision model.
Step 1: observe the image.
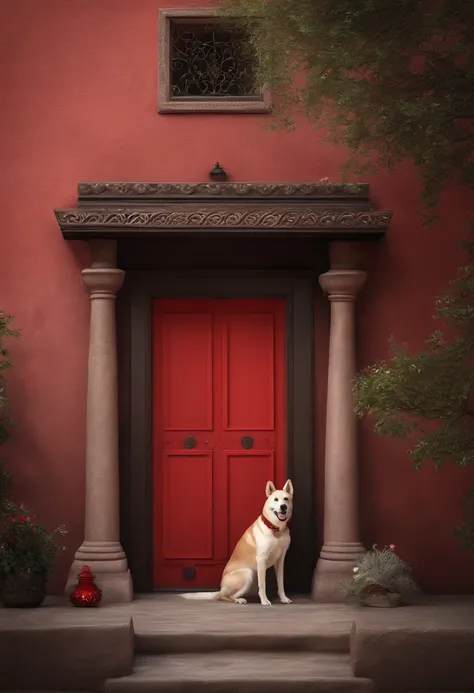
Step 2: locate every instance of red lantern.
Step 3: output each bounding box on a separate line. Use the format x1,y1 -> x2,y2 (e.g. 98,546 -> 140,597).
69,566 -> 102,607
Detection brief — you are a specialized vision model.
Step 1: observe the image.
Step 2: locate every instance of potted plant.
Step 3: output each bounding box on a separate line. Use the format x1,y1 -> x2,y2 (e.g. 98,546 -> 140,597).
342,543 -> 418,607
0,504 -> 67,607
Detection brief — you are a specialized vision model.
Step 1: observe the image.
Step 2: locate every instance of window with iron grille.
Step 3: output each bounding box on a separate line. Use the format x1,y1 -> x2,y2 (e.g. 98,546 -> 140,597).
158,9 -> 272,113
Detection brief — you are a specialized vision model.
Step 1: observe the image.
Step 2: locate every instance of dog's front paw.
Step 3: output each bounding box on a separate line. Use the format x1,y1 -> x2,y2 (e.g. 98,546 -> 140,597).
279,596 -> 292,604
235,598 -> 247,604
260,597 -> 272,606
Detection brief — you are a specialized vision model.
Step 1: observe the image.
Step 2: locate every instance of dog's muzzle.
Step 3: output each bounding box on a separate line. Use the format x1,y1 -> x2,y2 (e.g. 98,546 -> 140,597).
275,505 -> 288,521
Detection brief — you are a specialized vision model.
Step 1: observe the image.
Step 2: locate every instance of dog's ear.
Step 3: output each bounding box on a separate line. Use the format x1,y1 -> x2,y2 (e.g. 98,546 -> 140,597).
265,481 -> 276,497
283,479 -> 294,496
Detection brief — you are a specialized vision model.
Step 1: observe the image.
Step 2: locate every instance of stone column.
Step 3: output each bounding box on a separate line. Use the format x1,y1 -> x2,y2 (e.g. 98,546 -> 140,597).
65,240 -> 133,603
312,266 -> 367,601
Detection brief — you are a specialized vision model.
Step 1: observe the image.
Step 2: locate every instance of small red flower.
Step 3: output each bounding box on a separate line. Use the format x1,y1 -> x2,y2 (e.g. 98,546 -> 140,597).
18,515 -> 26,522
389,543 -> 396,551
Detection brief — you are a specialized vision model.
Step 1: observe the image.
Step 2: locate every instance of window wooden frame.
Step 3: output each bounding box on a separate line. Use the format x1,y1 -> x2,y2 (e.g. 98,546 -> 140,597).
157,8 -> 272,114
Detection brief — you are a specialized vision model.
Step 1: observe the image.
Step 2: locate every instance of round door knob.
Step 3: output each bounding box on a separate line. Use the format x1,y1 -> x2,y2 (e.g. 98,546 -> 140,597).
241,436 -> 254,449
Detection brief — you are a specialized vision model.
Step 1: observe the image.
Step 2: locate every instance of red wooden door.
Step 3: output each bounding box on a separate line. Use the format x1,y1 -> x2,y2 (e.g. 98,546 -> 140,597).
152,298 -> 286,588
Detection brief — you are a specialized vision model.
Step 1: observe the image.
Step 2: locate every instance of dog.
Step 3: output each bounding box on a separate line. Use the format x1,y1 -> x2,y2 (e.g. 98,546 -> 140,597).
180,479 -> 293,606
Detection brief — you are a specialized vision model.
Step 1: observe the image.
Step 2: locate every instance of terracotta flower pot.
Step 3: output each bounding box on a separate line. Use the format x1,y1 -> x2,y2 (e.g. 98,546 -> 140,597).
0,572 -> 47,608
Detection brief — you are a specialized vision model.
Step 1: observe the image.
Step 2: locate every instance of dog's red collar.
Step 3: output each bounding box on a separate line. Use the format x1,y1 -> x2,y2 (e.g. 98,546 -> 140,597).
260,514 -> 283,534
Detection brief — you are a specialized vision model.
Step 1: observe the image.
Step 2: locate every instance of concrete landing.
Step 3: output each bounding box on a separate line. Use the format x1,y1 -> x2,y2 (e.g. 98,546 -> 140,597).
105,652 -> 375,693
0,594 -> 473,692
133,596 -> 354,653
0,595 -> 357,654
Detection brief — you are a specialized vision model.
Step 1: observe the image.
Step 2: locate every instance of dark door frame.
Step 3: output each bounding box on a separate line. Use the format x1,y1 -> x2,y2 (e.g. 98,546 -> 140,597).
117,269 -> 315,594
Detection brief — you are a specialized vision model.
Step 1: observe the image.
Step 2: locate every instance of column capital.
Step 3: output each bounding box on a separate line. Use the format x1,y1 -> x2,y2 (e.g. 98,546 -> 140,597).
81,267 -> 125,297
319,269 -> 367,302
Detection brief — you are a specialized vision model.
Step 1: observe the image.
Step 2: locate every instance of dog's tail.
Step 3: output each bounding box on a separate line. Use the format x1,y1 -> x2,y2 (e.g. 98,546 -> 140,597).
179,591 -> 220,601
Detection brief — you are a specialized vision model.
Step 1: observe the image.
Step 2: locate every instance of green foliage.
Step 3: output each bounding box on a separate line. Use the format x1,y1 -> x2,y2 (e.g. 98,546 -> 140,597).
0,315 -> 67,577
355,243 -> 474,546
0,505 -> 67,577
0,468 -> 13,515
218,1 -> 474,549
219,0 -> 474,206
342,544 -> 418,601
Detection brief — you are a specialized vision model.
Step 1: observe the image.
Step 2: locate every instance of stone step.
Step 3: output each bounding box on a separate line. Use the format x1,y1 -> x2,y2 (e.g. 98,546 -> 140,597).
105,652 -> 375,693
133,598 -> 351,654
135,630 -> 349,654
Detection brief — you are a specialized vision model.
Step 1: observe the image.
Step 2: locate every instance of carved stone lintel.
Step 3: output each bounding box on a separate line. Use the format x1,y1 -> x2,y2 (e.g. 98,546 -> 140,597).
55,206 -> 391,235
55,181 -> 392,241
77,181 -> 370,200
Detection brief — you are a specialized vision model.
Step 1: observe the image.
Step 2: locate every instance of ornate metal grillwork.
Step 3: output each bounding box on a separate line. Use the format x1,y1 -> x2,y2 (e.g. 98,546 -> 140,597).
170,22 -> 258,99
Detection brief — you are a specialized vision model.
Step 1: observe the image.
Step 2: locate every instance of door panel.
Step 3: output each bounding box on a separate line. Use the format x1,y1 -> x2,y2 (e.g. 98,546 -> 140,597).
161,312 -> 213,431
222,313 -> 275,430
161,452 -> 213,560
226,451 -> 275,555
153,298 -> 286,588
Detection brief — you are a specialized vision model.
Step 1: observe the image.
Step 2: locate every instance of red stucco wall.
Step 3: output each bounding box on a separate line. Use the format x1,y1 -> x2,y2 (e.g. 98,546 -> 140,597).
1,0 -> 473,594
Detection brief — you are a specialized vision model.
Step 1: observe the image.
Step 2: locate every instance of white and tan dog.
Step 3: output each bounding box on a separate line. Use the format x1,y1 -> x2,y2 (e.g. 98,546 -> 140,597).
180,479 -> 293,606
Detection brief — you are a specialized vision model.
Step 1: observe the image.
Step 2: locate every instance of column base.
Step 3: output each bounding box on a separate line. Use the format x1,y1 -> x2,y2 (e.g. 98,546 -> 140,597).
65,542 -> 134,604
311,542 -> 366,602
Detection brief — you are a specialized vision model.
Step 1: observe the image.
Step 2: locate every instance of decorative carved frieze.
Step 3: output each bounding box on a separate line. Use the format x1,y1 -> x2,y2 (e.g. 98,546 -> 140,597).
56,206 -> 390,230
77,181 -> 369,200
55,181 -> 392,240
